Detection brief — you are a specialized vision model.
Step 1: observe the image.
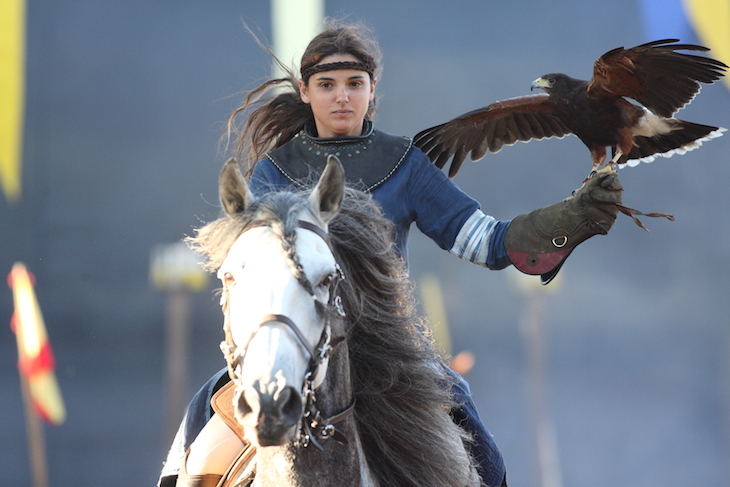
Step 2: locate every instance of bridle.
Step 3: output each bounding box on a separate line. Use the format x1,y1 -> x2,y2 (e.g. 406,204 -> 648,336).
219,218 -> 354,450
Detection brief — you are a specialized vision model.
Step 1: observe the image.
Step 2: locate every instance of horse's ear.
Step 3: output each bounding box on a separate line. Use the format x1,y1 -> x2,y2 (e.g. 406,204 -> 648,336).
310,155 -> 345,224
219,158 -> 254,217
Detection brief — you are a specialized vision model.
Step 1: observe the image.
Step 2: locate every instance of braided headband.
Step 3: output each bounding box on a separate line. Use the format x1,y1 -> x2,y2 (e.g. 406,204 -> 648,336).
301,61 -> 374,82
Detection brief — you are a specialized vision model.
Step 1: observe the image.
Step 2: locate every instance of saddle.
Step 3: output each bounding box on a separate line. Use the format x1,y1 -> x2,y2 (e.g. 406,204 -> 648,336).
212,382 -> 256,487
177,382 -> 256,487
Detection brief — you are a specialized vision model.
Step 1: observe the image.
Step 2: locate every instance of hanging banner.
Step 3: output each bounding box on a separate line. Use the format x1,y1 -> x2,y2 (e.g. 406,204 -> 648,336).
9,263 -> 66,425
0,0 -> 25,202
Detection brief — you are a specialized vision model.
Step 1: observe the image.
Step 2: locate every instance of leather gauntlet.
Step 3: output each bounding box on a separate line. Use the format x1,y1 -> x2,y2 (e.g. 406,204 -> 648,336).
505,170 -> 623,284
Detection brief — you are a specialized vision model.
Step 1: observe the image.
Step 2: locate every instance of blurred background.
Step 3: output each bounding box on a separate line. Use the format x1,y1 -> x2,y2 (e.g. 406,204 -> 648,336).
1,0 -> 728,485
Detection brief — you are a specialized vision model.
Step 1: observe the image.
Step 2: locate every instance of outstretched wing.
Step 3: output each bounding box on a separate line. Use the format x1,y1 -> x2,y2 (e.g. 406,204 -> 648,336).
588,39 -> 727,118
413,94 -> 571,178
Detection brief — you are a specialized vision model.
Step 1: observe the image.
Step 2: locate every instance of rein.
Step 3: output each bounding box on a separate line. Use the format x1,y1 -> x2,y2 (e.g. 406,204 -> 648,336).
219,218 -> 354,450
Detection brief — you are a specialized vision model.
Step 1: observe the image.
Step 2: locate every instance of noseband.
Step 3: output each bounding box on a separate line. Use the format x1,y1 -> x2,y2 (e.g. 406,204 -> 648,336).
219,218 -> 354,449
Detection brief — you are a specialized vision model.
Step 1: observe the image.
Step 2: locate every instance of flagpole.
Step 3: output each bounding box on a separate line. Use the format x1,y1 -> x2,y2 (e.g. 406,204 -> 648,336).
149,243 -> 209,442
19,371 -> 49,487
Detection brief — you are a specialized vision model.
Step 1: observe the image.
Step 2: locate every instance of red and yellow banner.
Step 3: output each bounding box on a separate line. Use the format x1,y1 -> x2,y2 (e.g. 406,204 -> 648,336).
9,263 -> 66,425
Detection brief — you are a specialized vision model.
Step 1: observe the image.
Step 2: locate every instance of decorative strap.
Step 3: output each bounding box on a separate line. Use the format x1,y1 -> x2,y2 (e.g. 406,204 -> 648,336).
297,220 -> 332,249
301,397 -> 357,450
258,314 -> 320,369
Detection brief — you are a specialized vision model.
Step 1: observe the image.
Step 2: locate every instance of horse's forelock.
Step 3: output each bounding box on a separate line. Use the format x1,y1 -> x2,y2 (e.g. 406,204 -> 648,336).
187,190 -> 314,271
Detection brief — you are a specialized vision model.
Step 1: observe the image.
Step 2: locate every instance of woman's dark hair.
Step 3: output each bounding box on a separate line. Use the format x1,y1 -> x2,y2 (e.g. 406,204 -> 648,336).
226,19 -> 383,178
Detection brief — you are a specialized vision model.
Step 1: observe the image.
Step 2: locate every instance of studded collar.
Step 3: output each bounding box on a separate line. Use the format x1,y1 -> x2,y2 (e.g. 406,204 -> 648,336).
266,120 -> 412,192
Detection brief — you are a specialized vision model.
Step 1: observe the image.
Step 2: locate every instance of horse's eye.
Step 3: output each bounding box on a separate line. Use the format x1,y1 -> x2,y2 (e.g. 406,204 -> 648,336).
222,272 -> 235,285
319,274 -> 333,287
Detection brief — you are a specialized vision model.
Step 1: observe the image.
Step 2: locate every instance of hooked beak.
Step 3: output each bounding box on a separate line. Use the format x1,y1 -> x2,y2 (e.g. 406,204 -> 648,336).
531,77 -> 550,92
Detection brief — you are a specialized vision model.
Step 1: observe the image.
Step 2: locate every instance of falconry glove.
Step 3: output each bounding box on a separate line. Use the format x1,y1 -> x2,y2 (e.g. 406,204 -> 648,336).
505,169 -> 623,284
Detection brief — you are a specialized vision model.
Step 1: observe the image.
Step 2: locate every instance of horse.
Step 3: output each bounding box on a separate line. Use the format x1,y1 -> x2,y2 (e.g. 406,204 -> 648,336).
187,156 -> 480,486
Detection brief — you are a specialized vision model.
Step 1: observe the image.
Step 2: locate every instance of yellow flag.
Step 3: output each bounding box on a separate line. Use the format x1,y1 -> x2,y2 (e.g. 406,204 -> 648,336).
9,263 -> 66,425
0,0 -> 25,202
684,0 -> 730,91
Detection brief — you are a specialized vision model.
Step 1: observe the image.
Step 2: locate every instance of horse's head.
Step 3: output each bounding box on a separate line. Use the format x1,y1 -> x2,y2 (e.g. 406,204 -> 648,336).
215,156 -> 347,447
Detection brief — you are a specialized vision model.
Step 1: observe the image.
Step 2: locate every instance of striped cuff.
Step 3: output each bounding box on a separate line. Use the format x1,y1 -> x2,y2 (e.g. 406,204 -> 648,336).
450,210 -> 498,268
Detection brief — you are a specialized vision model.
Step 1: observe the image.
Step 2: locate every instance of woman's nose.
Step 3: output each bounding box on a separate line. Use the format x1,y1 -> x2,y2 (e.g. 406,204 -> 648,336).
335,86 -> 349,102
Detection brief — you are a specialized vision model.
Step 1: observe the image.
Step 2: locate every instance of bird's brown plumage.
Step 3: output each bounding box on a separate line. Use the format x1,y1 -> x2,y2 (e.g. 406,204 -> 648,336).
414,39 -> 727,178
588,40 -> 725,117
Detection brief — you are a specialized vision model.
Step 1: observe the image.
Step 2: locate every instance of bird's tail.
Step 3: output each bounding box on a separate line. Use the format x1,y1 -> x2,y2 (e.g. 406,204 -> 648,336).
620,120 -> 725,167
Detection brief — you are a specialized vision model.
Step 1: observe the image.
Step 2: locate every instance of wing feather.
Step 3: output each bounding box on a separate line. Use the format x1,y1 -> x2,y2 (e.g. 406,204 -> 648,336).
490,117 -> 507,152
523,112 -> 545,138
413,94 -> 571,177
588,39 -> 727,117
471,129 -> 491,161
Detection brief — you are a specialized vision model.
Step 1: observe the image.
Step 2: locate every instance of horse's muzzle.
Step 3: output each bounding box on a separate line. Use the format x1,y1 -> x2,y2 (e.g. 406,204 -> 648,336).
233,383 -> 303,446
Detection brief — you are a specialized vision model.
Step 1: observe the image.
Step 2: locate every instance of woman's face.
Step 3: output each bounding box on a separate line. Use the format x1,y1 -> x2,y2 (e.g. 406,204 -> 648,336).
299,53 -> 376,138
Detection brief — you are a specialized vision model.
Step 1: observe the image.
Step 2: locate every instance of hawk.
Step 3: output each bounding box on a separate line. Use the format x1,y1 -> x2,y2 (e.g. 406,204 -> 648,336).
414,39 -> 727,178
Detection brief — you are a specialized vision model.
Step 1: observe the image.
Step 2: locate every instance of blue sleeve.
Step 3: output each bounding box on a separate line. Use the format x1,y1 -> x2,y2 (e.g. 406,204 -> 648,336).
400,148 -> 511,270
401,150 -> 480,250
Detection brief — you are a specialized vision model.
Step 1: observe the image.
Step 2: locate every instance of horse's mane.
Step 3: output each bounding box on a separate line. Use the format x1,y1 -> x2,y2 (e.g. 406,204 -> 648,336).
187,187 -> 478,487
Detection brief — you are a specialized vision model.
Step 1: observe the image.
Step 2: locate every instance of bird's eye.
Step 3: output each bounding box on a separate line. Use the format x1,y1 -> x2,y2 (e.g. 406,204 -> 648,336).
548,78 -> 556,84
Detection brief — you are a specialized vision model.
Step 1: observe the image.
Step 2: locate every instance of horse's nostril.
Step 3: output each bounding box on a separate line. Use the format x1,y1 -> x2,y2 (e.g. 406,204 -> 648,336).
234,387 -> 255,420
277,386 -> 303,424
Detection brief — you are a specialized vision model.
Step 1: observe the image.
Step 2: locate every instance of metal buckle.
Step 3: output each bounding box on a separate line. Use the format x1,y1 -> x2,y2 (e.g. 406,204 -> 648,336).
552,235 -> 568,248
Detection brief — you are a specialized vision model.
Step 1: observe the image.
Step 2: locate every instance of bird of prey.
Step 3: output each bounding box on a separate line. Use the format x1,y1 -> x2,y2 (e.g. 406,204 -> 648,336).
414,39 -> 727,178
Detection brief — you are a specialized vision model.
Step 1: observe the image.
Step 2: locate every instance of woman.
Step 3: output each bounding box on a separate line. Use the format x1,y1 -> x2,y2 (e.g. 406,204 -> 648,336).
160,19 -> 622,487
